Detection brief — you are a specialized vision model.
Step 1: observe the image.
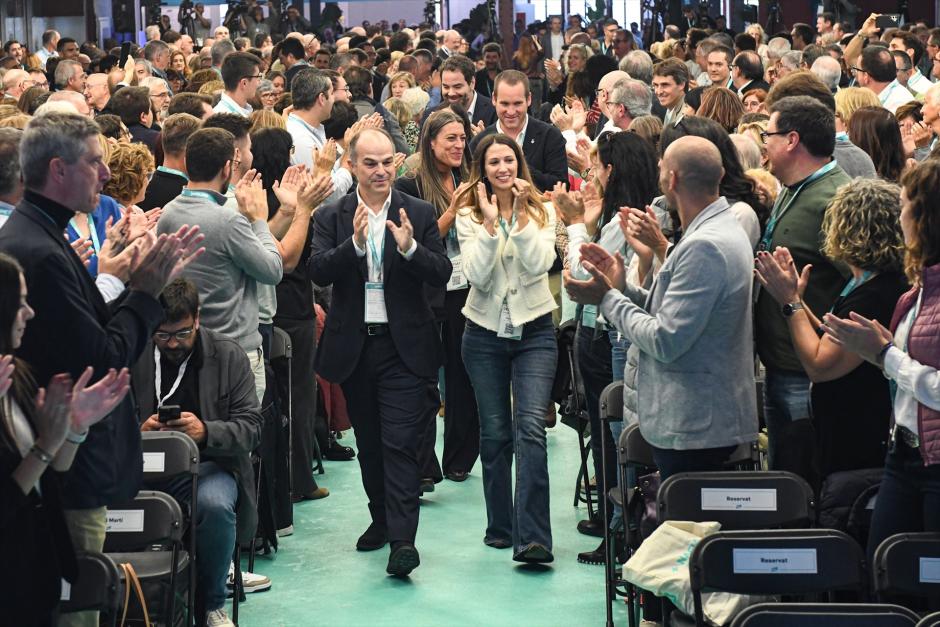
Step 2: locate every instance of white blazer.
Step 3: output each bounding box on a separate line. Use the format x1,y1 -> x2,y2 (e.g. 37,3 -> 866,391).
456,202 -> 559,332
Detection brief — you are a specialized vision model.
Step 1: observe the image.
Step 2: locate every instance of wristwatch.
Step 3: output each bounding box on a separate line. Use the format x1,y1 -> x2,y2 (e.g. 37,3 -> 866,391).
781,302 -> 804,318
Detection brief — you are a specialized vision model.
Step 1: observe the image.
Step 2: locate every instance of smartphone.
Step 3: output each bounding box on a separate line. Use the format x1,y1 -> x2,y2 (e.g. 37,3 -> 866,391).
875,14 -> 900,31
158,404 -> 181,424
119,41 -> 131,68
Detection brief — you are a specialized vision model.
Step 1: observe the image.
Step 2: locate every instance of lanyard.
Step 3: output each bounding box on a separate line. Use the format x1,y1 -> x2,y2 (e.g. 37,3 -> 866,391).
828,271 -> 873,313
498,212 -> 516,238
154,346 -> 193,409
759,160 -> 838,251
157,165 -> 189,181
367,224 -> 385,281
69,214 -> 100,254
181,188 -> 225,205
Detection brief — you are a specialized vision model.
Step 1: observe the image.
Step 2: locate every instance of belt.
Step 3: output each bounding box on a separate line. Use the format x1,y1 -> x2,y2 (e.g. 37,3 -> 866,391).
366,323 -> 389,336
891,424 -> 920,449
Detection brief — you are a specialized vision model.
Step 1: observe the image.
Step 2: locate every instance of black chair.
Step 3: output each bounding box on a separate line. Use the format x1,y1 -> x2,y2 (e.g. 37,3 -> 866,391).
689,529 -> 868,627
731,602 -> 919,627
873,532 -> 940,605
104,490 -> 190,627
59,551 -> 123,626
556,319 -> 595,518
599,381 -> 624,627
658,471 -> 815,531
271,325 -> 323,479
917,611 -> 940,627
140,430 -> 199,626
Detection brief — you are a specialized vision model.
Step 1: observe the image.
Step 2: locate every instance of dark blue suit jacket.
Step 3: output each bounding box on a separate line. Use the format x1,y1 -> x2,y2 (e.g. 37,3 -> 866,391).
308,188 -> 452,383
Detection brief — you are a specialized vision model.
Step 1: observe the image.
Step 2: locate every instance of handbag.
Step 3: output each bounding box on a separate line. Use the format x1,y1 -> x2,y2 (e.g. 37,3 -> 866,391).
626,471 -> 660,546
118,562 -> 151,627
623,520 -> 766,626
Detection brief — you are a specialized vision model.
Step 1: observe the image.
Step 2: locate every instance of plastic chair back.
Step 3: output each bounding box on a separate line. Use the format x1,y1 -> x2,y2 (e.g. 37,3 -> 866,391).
59,551 -> 122,622
731,602 -> 919,627
873,532 -> 940,600
270,326 -> 292,361
103,490 -> 184,552
600,381 -> 623,423
658,471 -> 815,530
619,422 -> 656,468
141,431 -> 199,483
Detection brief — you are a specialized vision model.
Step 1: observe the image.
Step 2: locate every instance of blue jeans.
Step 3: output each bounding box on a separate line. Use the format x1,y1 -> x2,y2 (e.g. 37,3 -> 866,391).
609,329 -> 630,530
867,440 -> 940,565
762,368 -> 811,470
462,314 -> 558,553
159,461 -> 237,612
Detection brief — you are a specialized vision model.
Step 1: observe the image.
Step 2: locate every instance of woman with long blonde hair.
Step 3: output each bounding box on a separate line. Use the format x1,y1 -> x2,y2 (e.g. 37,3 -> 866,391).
454,133 -> 558,565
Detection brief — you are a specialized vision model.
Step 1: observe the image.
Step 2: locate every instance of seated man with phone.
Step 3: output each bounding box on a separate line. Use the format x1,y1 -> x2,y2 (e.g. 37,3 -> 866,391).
134,278 -> 264,627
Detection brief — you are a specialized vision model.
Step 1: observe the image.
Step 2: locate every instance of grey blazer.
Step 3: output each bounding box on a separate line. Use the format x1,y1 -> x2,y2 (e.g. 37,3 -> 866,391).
600,197 -> 758,450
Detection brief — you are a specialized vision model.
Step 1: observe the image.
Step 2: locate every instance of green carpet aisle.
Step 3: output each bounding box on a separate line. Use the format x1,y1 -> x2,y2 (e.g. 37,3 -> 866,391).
236,421 -> 613,626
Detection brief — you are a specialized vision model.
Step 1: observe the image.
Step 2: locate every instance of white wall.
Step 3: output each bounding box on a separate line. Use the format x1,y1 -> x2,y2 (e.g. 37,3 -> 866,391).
335,1 -> 428,29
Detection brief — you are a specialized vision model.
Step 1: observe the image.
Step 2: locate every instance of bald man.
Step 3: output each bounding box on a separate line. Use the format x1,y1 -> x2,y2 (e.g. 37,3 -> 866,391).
48,90 -> 92,117
594,70 -> 630,138
566,135 -> 758,479
438,30 -> 462,62
2,69 -> 30,100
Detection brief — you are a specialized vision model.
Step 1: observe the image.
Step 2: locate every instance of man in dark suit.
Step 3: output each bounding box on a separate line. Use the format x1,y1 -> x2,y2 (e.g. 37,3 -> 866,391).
474,42 -> 502,100
420,54 -> 496,129
308,128 -> 451,577
133,278 -> 263,625
0,112 -> 199,625
470,70 -> 568,192
732,50 -> 770,96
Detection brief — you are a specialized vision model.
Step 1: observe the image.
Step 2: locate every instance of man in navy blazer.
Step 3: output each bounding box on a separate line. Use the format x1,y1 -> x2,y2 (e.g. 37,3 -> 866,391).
469,70 -> 568,192
308,128 -> 451,577
420,54 -> 497,129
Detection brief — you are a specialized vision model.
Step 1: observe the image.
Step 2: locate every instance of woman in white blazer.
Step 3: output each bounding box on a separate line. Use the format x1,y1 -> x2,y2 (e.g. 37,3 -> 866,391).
454,133 -> 558,565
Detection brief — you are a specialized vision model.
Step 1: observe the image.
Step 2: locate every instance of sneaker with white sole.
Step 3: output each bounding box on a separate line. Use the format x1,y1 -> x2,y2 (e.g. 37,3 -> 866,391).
276,524 -> 293,537
206,609 -> 235,627
226,563 -> 272,593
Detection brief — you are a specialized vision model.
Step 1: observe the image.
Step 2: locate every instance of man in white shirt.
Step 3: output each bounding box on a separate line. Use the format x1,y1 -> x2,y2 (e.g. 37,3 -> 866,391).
890,31 -> 934,95
35,29 -> 59,69
286,69 -> 353,202
540,16 -> 566,62
856,46 -> 916,114
213,52 -> 262,116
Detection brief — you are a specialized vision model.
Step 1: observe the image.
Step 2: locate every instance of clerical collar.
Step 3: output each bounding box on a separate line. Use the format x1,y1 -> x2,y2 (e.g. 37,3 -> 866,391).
23,190 -> 75,229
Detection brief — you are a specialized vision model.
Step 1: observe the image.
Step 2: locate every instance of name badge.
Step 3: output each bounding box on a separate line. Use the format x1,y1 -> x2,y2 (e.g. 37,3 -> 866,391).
582,304 -> 598,329
446,255 -> 468,291
497,301 -> 523,340
364,282 -> 388,323
732,548 -> 817,574
61,579 -> 71,601
701,488 -> 778,511
920,557 -> 940,584
106,509 -> 145,533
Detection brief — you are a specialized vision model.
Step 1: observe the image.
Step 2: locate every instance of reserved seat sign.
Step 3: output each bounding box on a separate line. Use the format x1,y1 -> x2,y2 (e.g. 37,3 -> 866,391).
106,509 -> 145,533
701,488 -> 777,511
732,548 -> 818,574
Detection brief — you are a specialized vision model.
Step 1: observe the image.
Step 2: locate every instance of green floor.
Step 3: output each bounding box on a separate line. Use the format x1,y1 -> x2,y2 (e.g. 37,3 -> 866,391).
235,420 -> 622,626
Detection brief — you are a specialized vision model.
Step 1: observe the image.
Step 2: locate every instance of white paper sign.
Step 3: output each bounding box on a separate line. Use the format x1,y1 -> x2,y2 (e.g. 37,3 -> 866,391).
364,282 -> 388,323
920,557 -> 940,584
732,548 -> 818,574
142,451 -> 165,473
61,579 -> 71,601
106,509 -> 145,533
446,255 -> 468,291
701,488 -> 778,511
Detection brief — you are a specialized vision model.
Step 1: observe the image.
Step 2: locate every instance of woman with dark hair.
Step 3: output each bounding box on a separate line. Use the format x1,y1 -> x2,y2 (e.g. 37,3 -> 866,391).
821,160 -> 940,572
553,131 -> 660,564
249,127 -> 342,496
395,108 -> 478,484
454,134 -> 558,565
660,115 -> 768,247
848,105 -> 907,183
0,252 -> 130,624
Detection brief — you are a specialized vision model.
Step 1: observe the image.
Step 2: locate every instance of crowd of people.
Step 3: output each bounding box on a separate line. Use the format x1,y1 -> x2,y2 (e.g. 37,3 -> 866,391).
2,5 -> 940,627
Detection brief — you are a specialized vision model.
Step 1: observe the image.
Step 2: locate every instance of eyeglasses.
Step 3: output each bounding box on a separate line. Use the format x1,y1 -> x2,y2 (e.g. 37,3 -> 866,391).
146,170 -> 155,182
154,327 -> 195,342
242,74 -> 262,81
759,129 -> 792,143
850,66 -> 867,74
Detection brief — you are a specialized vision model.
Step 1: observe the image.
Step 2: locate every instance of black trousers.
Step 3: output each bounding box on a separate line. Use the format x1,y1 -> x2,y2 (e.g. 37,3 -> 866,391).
341,333 -> 439,544
575,325 -> 615,523
441,289 -> 480,475
272,315 -> 322,497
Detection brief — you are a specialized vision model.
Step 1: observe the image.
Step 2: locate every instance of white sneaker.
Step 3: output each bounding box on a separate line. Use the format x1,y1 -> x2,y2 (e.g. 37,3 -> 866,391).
226,563 -> 272,593
277,524 -> 294,537
206,609 -> 235,627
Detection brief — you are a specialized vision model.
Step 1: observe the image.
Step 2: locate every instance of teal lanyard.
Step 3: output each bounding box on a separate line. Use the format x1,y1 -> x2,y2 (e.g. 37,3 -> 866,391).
70,214 -> 100,254
367,225 -> 385,281
181,188 -> 225,205
828,271 -> 873,313
759,160 -> 838,251
157,165 -> 189,181
498,212 -> 516,238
